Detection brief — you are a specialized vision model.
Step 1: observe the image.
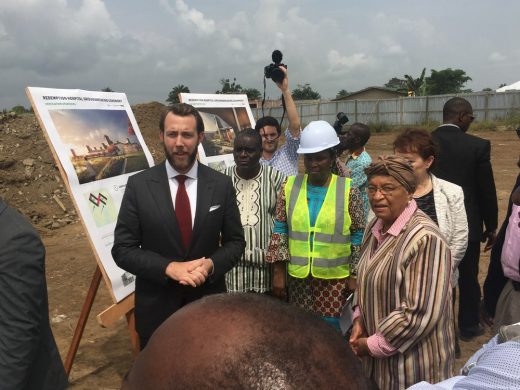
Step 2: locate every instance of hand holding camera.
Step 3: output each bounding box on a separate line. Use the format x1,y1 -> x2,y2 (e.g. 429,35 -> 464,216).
265,50 -> 288,90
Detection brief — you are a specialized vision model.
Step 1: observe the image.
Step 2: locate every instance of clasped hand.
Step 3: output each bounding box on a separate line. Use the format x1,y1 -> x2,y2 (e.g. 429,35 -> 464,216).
349,318 -> 370,357
165,258 -> 213,287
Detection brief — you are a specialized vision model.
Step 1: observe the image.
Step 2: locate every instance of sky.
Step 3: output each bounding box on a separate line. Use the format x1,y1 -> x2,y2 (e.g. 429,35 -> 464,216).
1,0 -> 520,110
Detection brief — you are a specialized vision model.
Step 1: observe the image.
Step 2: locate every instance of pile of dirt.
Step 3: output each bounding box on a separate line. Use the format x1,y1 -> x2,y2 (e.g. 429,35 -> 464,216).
0,102 -> 168,231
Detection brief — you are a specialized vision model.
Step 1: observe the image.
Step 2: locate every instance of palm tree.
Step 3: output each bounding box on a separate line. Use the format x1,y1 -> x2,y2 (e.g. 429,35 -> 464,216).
403,68 -> 426,96
166,84 -> 190,104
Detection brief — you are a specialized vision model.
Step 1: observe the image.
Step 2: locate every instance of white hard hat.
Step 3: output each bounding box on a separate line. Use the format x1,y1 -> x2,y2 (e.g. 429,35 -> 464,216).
297,120 -> 340,154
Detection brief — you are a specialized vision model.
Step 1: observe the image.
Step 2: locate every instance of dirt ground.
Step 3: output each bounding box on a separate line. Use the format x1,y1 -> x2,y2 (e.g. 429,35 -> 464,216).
1,105 -> 518,389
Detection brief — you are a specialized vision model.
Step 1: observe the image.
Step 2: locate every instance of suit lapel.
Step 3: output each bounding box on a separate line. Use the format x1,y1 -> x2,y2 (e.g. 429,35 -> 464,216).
148,162 -> 185,253
191,164 -> 216,250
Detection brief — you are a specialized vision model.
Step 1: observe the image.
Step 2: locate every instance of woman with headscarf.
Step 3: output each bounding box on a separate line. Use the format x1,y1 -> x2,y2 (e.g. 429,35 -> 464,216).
266,121 -> 365,330
349,155 -> 455,389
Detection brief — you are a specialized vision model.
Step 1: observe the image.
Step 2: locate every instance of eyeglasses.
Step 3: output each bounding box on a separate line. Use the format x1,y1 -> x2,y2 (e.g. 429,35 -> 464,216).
366,184 -> 402,195
260,132 -> 280,141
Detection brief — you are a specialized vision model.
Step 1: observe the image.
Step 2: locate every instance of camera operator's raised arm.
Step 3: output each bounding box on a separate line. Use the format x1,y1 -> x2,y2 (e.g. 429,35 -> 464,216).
276,66 -> 301,138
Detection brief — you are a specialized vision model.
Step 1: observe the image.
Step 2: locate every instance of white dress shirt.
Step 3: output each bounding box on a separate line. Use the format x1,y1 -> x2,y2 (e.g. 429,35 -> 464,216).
165,160 -> 198,227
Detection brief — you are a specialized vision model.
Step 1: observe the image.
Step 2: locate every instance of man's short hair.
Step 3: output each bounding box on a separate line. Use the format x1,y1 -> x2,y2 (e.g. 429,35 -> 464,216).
235,128 -> 262,150
442,97 -> 472,122
349,122 -> 371,146
123,293 -> 377,390
159,103 -> 205,133
255,116 -> 281,135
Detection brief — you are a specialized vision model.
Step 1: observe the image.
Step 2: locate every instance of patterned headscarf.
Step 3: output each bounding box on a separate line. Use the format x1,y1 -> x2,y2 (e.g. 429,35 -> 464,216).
364,155 -> 416,193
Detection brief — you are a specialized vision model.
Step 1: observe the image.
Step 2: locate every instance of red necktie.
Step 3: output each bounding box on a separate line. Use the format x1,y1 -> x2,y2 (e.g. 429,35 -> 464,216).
175,175 -> 192,250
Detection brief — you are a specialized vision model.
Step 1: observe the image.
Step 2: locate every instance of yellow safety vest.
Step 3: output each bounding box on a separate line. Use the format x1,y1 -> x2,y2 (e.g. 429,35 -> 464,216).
285,174 -> 352,279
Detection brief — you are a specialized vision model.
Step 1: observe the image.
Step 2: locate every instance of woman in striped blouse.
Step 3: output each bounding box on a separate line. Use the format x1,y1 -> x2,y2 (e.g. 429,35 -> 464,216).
350,156 -> 455,389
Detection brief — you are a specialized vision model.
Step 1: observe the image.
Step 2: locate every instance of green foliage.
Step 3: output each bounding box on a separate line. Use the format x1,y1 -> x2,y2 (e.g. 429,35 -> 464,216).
101,87 -> 114,92
336,89 -> 349,99
215,78 -> 261,100
10,105 -> 30,114
424,68 -> 472,95
216,78 -> 242,94
292,83 -> 321,100
366,121 -> 393,133
242,87 -> 261,100
404,68 -> 426,96
166,84 -> 190,104
384,77 -> 407,91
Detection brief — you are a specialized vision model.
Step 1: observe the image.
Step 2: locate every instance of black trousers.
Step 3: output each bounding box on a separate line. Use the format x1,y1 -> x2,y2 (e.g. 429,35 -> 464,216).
457,240 -> 481,329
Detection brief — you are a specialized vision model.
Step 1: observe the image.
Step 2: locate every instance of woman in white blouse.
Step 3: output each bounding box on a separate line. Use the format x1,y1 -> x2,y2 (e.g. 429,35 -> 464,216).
393,128 -> 468,288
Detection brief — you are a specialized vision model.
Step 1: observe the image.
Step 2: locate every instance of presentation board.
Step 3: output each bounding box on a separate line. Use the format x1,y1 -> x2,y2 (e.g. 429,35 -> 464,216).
26,87 -> 155,302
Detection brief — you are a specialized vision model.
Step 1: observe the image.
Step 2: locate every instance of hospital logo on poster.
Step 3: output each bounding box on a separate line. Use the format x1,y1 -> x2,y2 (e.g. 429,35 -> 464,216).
84,190 -> 118,227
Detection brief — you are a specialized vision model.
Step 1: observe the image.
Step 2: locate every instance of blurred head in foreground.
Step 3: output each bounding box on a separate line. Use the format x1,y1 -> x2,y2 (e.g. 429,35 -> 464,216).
122,293 -> 376,390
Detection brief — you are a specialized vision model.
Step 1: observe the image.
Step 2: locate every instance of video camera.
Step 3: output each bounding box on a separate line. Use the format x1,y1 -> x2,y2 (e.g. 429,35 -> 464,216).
264,50 -> 287,84
333,112 -> 349,135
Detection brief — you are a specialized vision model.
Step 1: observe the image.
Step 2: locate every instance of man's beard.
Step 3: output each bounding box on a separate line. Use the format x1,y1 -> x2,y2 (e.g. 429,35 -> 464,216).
164,144 -> 198,173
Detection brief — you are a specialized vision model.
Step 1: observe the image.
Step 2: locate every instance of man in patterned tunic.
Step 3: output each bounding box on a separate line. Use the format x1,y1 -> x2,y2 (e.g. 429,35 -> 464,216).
224,129 -> 285,293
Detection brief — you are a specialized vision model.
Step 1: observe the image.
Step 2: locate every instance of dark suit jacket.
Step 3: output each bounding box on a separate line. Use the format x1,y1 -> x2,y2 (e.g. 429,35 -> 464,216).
0,199 -> 68,390
431,125 -> 498,242
112,162 -> 245,339
483,173 -> 520,317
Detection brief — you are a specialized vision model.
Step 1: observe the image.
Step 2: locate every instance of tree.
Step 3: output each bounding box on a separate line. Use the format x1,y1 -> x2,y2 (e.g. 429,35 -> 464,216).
292,83 -> 321,100
384,77 -> 407,91
216,78 -> 243,94
242,87 -> 261,100
482,88 -> 493,92
10,105 -> 30,114
336,89 -> 349,99
101,87 -> 114,92
424,68 -> 472,95
403,68 -> 426,96
166,84 -> 190,105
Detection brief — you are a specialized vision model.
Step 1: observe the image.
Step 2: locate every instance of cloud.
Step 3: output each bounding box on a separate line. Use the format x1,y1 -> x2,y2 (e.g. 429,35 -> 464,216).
489,51 -> 506,62
327,50 -> 370,71
0,0 -> 121,75
159,0 -> 216,35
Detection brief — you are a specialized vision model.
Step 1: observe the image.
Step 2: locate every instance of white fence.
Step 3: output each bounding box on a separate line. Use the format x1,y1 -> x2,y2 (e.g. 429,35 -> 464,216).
253,90 -> 520,127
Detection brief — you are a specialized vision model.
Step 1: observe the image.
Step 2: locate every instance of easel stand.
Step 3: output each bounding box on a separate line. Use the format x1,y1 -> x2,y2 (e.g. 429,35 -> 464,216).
63,266 -> 139,376
25,88 -> 142,378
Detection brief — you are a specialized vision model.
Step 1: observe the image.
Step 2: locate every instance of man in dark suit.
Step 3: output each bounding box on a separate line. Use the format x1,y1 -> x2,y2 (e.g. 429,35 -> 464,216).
0,198 -> 68,390
112,103 -> 245,348
432,97 -> 498,340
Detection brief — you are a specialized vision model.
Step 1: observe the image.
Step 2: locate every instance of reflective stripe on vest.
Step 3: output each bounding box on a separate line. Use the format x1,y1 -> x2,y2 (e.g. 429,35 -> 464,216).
285,174 -> 352,279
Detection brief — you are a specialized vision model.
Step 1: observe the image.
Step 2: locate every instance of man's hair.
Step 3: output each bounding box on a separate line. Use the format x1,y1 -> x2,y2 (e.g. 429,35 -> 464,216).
123,293 -> 377,390
442,97 -> 472,122
255,116 -> 281,135
349,122 -> 371,146
234,128 -> 262,150
393,128 -> 438,171
159,103 -> 204,133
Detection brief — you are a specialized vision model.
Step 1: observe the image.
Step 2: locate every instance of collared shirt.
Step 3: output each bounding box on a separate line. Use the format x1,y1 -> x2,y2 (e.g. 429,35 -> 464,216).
165,160 -> 198,226
372,199 -> 418,248
260,128 -> 300,176
408,335 -> 520,389
501,204 -> 520,282
361,199 -> 418,358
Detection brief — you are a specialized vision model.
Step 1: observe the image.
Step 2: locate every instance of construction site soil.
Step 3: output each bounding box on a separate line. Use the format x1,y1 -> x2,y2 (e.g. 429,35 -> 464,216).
1,103 -> 518,389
